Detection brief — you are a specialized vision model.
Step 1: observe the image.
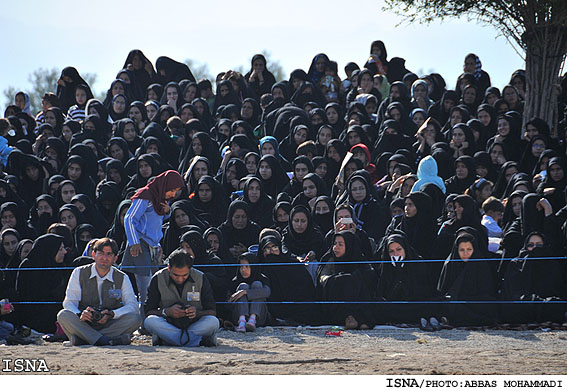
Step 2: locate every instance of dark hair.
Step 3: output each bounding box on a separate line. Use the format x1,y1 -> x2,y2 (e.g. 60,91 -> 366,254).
92,237 -> 118,255
0,118 -> 10,136
482,197 -> 504,214
42,92 -> 60,107
260,93 -> 273,107
197,79 -> 212,91
47,223 -> 73,248
167,248 -> 193,269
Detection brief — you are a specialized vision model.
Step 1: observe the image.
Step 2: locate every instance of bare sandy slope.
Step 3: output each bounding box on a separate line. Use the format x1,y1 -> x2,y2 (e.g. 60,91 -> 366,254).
2,327 -> 567,375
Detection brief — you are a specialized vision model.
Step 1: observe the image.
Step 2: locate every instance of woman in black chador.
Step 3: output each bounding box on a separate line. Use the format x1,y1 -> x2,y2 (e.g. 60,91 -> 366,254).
375,232 -> 440,325
16,234 -> 69,333
500,232 -> 567,324
258,235 -> 316,325
317,231 -> 374,329
437,229 -> 498,326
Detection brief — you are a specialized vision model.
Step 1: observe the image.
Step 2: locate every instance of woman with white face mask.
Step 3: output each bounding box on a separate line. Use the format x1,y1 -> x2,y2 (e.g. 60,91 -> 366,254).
375,232 -> 440,329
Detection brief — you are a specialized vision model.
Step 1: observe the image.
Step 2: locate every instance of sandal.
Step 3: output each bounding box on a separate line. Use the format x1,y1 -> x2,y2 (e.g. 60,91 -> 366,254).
236,321 -> 246,333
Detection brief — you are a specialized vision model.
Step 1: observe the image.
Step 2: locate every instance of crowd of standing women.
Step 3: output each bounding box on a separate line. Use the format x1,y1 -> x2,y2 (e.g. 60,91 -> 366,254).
1,42 -> 567,336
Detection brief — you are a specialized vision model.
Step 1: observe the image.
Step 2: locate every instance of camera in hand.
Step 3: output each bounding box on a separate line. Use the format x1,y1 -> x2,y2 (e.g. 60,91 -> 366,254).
90,308 -> 104,322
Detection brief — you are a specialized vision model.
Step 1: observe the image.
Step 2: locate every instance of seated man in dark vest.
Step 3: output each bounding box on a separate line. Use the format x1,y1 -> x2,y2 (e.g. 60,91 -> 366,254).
144,249 -> 219,346
57,238 -> 141,346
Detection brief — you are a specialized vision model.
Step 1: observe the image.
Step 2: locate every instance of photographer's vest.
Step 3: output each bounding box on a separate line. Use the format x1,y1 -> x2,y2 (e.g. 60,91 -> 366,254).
156,268 -> 203,311
77,264 -> 125,312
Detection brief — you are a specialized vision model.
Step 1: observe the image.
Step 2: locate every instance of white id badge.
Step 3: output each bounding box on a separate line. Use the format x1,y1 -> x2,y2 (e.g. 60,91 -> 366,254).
108,289 -> 122,299
187,289 -> 200,302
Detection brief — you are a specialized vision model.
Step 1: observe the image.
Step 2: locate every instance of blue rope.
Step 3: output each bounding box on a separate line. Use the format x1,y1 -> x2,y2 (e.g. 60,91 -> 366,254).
2,255 -> 566,272
9,300 -> 567,305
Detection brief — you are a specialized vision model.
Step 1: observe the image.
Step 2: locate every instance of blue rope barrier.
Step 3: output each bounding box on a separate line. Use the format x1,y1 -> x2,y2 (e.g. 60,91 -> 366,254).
2,255 -> 566,272
9,300 -> 567,305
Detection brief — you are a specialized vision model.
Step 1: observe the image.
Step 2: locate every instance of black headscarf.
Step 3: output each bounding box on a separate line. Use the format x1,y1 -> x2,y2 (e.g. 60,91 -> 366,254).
58,203 -> 86,234
232,251 -> 269,288
307,53 -> 330,85
28,194 -> 58,236
537,156 -> 567,210
292,172 -> 328,208
61,154 -> 96,201
162,200 -> 206,257
375,232 -> 439,302
492,161 -> 518,199
221,158 -> 248,196
218,200 -> 261,253
282,205 -> 325,258
74,223 -> 96,255
70,193 -> 107,237
123,50 -> 156,94
501,232 -> 567,323
257,155 -> 290,200
203,227 -> 233,266
179,131 -> 221,175
1,202 -> 36,240
444,155 -> 477,195
436,230 -> 498,327
0,229 -> 20,268
179,230 -> 228,297
16,233 -> 68,333
124,154 -> 159,194
56,67 -> 92,112
155,56 -> 196,84
245,54 -> 277,98
473,151 -> 497,183
272,201 -> 292,231
213,80 -> 241,114
258,234 -> 316,323
311,196 -> 334,235
190,175 -> 228,227
106,199 -> 132,253
241,177 -> 275,229
386,191 -> 436,259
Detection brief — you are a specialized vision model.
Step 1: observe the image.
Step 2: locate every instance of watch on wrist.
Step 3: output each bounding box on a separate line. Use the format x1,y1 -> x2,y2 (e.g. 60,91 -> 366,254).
161,308 -> 167,317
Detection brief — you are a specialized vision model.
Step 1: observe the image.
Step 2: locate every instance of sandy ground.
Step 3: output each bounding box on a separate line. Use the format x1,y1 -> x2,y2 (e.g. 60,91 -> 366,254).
1,326 -> 567,375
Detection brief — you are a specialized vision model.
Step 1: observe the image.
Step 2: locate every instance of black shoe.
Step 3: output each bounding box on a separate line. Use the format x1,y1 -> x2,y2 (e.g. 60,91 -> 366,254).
199,335 -> 217,347
109,335 -> 131,346
151,335 -> 163,346
6,335 -> 35,345
42,334 -> 68,343
14,326 -> 31,338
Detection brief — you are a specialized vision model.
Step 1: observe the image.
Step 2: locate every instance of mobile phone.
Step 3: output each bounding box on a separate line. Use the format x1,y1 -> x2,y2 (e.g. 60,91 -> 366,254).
340,217 -> 353,225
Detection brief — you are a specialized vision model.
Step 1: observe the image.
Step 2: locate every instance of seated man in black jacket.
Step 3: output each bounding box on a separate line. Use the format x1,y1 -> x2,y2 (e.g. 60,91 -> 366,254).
143,249 -> 219,346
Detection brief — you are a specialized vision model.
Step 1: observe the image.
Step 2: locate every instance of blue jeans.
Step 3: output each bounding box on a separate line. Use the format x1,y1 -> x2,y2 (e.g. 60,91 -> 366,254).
0,320 -> 14,339
144,315 -> 219,347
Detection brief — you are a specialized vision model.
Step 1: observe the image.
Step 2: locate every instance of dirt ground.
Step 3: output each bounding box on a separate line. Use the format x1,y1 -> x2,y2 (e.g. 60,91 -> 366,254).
1,326 -> 567,375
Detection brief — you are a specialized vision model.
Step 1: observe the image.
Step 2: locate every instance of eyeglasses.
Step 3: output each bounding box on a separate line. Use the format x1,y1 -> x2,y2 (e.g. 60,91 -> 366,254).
526,243 -> 543,249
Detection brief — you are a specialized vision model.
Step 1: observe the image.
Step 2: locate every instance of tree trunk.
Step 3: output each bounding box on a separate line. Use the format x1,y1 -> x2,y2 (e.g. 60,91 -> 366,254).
523,25 -> 567,137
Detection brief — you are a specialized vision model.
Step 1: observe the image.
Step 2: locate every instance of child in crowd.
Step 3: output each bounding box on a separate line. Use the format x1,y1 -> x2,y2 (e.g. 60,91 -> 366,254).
228,252 -> 270,332
482,196 -> 504,253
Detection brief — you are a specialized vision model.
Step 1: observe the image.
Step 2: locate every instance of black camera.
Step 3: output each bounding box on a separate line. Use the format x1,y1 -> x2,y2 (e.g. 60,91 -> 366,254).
90,308 -> 104,322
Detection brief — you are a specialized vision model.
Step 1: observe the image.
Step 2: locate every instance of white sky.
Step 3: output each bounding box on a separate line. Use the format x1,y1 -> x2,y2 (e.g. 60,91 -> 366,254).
0,0 -> 524,110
